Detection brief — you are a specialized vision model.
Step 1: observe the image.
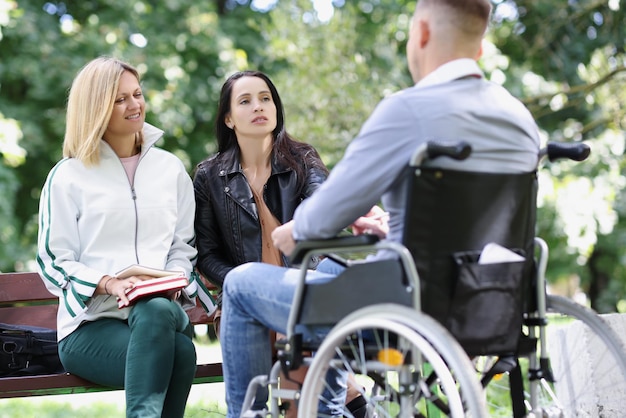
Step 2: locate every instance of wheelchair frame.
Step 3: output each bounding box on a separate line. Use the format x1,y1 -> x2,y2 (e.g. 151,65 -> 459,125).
239,141 -> 626,418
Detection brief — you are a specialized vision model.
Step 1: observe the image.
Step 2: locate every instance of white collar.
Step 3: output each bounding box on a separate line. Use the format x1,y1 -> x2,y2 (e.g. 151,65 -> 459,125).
143,122 -> 164,146
415,59 -> 484,89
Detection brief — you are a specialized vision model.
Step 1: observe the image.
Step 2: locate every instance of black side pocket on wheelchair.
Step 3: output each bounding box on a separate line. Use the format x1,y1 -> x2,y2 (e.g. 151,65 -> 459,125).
448,251 -> 525,356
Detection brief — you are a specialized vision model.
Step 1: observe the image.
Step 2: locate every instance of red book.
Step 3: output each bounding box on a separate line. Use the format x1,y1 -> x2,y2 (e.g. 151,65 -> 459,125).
115,265 -> 189,308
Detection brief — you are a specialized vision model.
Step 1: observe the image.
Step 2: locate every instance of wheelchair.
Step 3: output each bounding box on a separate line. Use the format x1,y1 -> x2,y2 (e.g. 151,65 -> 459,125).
240,141 -> 626,418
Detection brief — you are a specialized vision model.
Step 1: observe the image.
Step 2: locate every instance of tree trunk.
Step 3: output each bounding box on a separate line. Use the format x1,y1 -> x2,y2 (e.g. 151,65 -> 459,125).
587,248 -> 611,312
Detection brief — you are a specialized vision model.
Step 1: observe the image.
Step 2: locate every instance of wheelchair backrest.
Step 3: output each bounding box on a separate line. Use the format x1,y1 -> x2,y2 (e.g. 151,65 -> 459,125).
404,166 -> 538,356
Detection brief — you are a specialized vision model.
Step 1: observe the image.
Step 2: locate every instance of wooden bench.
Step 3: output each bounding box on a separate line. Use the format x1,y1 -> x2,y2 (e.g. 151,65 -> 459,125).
0,271 -> 222,399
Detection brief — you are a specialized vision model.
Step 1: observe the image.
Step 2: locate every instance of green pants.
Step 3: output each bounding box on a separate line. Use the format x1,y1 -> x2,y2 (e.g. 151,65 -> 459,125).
59,297 -> 197,418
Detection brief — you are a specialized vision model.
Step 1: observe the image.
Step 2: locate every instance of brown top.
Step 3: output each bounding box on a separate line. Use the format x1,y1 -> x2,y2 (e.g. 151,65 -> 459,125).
251,188 -> 283,266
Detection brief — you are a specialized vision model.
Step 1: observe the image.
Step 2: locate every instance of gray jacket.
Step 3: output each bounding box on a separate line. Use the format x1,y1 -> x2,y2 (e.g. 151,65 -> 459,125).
293,59 -> 541,246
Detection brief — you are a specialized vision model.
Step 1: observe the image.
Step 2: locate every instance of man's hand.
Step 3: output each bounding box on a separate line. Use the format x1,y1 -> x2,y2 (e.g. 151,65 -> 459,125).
272,220 -> 297,256
351,206 -> 389,238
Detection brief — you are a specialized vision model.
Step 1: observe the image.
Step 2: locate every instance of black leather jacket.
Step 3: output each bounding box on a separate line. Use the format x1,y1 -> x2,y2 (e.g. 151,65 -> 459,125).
193,148 -> 327,288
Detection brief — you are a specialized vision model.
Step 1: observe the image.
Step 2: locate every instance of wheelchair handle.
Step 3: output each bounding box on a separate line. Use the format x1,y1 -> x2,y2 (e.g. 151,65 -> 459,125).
541,142 -> 590,162
410,141 -> 472,166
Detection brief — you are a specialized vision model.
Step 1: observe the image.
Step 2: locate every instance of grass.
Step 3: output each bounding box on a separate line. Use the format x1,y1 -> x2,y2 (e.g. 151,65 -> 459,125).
0,399 -> 227,418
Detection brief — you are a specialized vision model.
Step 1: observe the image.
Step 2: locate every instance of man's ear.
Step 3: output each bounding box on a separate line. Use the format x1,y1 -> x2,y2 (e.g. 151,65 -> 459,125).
476,42 -> 484,60
419,19 -> 430,48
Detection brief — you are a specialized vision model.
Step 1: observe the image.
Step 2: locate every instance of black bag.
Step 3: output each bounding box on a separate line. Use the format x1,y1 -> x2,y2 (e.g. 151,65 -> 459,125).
447,250 -> 526,356
0,323 -> 65,377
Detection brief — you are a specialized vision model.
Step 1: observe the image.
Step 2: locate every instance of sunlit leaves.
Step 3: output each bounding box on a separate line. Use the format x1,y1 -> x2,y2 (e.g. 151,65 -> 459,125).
0,0 -> 625,308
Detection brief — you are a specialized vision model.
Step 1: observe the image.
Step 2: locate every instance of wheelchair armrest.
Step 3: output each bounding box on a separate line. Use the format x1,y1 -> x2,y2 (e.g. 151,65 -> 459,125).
289,234 -> 380,265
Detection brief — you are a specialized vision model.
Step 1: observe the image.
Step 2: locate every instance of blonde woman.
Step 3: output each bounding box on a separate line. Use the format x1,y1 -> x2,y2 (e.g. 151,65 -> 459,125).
37,57 -> 202,418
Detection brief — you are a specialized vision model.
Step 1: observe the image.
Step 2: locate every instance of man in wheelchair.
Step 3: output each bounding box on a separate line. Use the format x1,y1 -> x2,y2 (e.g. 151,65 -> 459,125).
219,0 -> 541,416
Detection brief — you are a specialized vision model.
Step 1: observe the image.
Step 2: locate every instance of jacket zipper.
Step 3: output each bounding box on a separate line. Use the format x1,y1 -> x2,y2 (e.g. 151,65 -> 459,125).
131,186 -> 139,264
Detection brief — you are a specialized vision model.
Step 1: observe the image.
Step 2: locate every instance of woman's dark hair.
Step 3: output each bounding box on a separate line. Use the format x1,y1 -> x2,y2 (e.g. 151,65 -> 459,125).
215,70 -> 328,190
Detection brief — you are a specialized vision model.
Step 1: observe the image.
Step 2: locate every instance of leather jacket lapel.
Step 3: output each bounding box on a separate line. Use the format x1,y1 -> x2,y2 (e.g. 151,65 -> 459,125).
218,155 -> 258,219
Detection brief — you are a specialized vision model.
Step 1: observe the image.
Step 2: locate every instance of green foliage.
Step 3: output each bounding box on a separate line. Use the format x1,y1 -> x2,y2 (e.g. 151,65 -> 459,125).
0,161 -> 19,270
485,0 -> 626,309
0,0 -> 259,270
0,0 -> 625,308
0,112 -> 26,271
260,0 -> 413,167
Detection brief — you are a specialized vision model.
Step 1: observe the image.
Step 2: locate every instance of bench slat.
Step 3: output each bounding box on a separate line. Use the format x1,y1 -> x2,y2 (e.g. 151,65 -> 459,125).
0,272 -> 55,304
0,363 -> 223,398
0,305 -> 58,329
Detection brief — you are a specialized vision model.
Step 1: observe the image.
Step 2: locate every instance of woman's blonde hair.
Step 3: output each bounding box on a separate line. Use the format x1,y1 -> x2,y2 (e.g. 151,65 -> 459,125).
63,57 -> 141,166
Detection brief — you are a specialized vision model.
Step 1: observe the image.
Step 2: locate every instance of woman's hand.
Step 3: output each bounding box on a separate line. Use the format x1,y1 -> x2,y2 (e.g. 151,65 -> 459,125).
351,206 -> 389,238
100,275 -> 143,307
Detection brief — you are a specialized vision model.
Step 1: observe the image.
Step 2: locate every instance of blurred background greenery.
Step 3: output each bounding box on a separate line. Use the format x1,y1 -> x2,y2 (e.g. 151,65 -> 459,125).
1,0 -> 625,314
0,399 -> 225,418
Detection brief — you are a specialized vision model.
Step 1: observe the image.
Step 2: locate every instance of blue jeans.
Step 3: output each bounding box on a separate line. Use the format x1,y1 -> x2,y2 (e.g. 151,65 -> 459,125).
221,259 -> 346,417
58,297 -> 196,418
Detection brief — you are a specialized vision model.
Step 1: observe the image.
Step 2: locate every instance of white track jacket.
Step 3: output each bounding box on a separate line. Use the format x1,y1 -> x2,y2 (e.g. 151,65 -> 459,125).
37,123 -> 215,341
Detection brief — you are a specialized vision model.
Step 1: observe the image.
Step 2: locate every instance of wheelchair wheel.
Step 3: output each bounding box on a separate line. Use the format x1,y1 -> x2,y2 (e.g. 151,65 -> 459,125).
481,294 -> 626,417
298,304 -> 486,417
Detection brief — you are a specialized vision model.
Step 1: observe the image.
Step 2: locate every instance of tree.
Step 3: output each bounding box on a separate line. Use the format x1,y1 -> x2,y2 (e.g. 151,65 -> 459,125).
487,0 -> 626,311
0,0 -> 263,270
0,0 -> 625,312
0,113 -> 25,269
